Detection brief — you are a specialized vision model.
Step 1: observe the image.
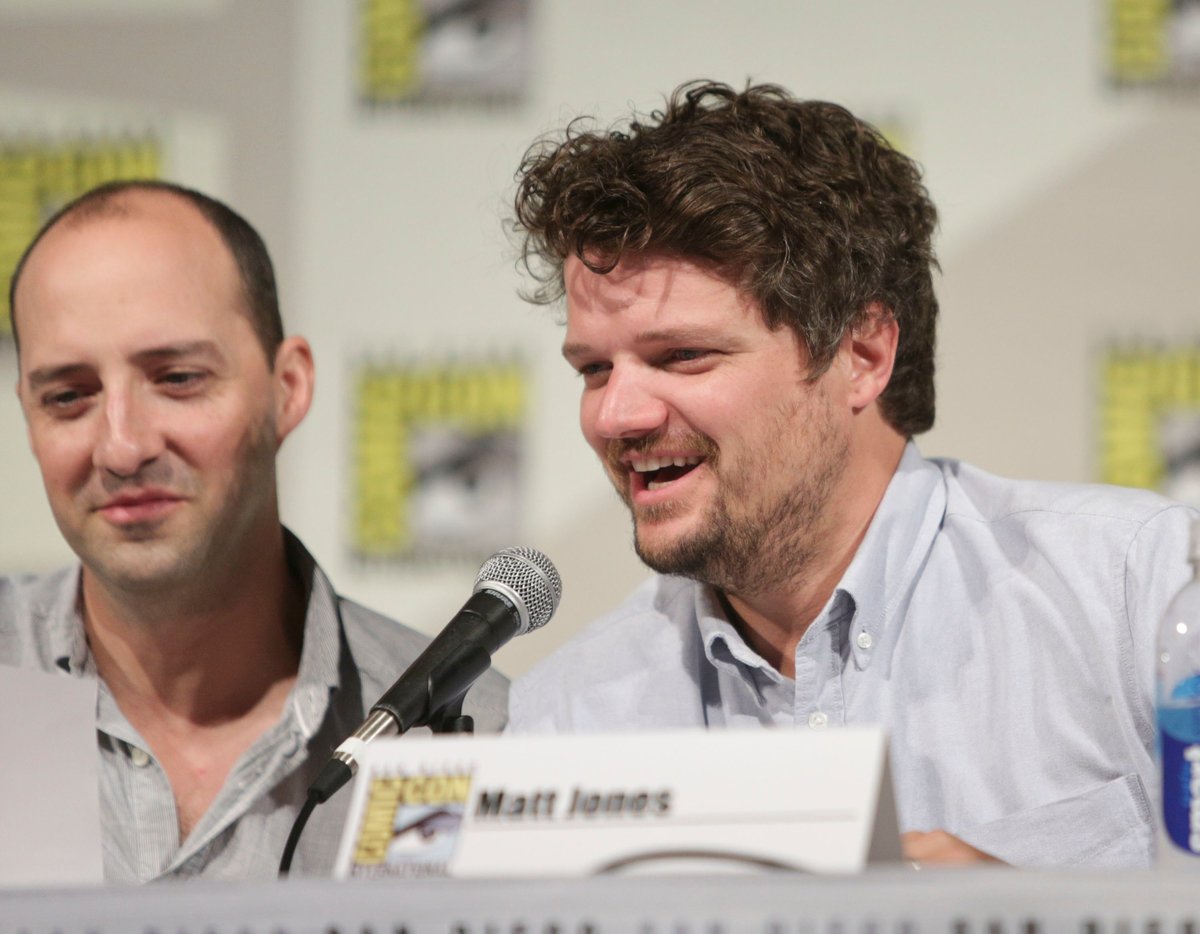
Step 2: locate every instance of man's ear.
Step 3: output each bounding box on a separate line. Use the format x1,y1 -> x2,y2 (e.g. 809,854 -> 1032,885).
16,380 -> 33,453
842,302 -> 898,412
272,336 -> 315,447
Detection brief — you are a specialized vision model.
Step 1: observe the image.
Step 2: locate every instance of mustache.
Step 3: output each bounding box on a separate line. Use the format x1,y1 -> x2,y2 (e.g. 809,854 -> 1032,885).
91,458 -> 190,501
604,432 -> 720,470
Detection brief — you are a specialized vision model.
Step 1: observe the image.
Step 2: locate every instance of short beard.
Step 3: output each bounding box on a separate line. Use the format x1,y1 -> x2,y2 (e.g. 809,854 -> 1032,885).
71,407 -> 280,607
626,395 -> 847,598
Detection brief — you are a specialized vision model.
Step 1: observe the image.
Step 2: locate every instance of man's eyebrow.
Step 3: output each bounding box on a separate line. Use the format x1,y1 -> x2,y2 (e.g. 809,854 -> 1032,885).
129,340 -> 224,366
561,341 -> 592,362
635,327 -> 730,344
24,341 -> 225,391
562,327 -> 733,361
25,363 -> 91,392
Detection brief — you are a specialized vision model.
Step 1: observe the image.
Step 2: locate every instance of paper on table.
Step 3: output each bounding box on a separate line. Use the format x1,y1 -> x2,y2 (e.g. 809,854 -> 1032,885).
0,665 -> 103,887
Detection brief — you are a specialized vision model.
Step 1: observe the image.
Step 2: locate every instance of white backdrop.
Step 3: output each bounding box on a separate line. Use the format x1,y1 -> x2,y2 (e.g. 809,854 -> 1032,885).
1,0 -> 1196,677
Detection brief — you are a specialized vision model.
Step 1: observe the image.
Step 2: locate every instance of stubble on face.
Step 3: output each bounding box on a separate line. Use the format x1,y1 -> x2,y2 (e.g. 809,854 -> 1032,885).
68,404 -> 281,601
16,194 -> 288,609
606,385 -> 849,599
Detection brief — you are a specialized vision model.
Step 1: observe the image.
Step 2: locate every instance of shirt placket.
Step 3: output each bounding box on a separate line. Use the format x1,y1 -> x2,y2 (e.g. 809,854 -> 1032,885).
164,718 -> 304,878
792,608 -> 849,730
106,736 -> 178,881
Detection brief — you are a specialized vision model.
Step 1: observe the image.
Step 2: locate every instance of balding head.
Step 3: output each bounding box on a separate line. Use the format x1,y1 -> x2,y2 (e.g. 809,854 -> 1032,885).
9,180 -> 283,363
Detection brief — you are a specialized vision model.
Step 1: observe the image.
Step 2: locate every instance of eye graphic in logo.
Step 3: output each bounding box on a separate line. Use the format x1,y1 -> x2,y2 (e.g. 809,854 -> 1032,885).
386,805 -> 464,864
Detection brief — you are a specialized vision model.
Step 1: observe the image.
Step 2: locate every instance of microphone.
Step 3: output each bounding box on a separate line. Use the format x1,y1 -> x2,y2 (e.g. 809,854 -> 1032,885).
309,546 -> 562,802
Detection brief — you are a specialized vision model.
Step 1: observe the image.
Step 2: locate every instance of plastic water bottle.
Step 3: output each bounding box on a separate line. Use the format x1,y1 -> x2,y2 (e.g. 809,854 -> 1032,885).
1158,518 -> 1200,858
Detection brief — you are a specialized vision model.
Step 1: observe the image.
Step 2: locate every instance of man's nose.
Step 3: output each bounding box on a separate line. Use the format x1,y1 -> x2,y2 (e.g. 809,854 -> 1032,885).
93,387 -> 164,477
590,368 -> 669,440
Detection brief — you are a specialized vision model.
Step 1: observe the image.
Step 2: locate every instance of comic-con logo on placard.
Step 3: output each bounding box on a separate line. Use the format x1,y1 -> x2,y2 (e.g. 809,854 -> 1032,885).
350,770 -> 472,878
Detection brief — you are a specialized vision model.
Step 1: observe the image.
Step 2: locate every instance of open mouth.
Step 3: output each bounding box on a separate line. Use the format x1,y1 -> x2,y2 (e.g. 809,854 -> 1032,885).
631,455 -> 703,491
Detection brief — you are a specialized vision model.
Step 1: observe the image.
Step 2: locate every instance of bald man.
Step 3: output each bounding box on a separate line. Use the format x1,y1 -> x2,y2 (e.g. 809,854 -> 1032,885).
1,180 -> 506,881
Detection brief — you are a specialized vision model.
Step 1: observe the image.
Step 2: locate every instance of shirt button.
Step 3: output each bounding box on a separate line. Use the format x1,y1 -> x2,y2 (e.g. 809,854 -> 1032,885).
856,632 -> 874,650
129,746 -> 151,768
808,711 -> 828,729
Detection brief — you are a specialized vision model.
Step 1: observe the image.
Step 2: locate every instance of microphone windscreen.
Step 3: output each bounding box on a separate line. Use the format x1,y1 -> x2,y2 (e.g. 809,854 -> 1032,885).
473,546 -> 562,635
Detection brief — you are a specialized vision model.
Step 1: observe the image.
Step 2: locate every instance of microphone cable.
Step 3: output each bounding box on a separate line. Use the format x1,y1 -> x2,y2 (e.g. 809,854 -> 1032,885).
276,546 -> 561,877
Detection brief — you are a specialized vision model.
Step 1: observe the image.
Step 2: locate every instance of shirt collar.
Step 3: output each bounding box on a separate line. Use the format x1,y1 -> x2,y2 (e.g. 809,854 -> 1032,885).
36,565 -> 89,675
39,530 -> 343,738
695,586 -> 777,678
282,529 -> 343,739
695,441 -> 947,674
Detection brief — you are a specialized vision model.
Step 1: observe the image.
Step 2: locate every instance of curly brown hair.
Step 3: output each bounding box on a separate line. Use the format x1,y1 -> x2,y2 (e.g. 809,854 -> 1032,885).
512,80 -> 939,437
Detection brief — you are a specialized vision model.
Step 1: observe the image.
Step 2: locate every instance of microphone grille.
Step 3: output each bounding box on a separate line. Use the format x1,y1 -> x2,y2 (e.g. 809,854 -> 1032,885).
474,546 -> 562,634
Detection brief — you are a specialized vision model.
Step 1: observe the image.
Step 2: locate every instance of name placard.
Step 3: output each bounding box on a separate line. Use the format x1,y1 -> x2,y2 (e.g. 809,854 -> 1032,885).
333,727 -> 900,879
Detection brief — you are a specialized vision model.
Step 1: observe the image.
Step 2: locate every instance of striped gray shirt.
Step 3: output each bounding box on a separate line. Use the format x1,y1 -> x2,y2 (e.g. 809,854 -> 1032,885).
0,531 -> 508,882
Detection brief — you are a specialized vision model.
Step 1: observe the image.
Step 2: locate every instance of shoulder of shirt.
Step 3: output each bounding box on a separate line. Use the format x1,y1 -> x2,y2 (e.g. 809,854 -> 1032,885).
930,455 -> 1198,530
0,566 -> 79,669
334,591 -> 509,733
508,574 -> 699,727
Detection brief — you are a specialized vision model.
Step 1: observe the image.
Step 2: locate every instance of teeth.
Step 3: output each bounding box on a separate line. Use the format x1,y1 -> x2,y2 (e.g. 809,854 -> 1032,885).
631,455 -> 702,473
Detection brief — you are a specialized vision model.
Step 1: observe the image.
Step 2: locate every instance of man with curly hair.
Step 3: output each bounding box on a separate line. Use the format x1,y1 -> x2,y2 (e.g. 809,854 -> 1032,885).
507,80 -> 1195,868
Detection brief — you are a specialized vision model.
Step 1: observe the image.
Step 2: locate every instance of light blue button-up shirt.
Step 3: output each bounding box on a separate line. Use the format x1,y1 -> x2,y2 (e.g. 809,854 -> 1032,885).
510,445 -> 1198,867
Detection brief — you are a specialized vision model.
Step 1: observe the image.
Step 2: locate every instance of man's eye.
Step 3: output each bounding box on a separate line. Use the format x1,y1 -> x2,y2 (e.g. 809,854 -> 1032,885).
159,370 -> 206,388
40,388 -> 91,415
45,390 -> 81,407
666,349 -> 710,364
577,362 -> 611,382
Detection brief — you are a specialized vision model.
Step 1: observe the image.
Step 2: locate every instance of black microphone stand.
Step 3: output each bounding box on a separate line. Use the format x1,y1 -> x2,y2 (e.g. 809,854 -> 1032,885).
427,693 -> 474,734
275,545 -> 561,878
277,693 -> 474,877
